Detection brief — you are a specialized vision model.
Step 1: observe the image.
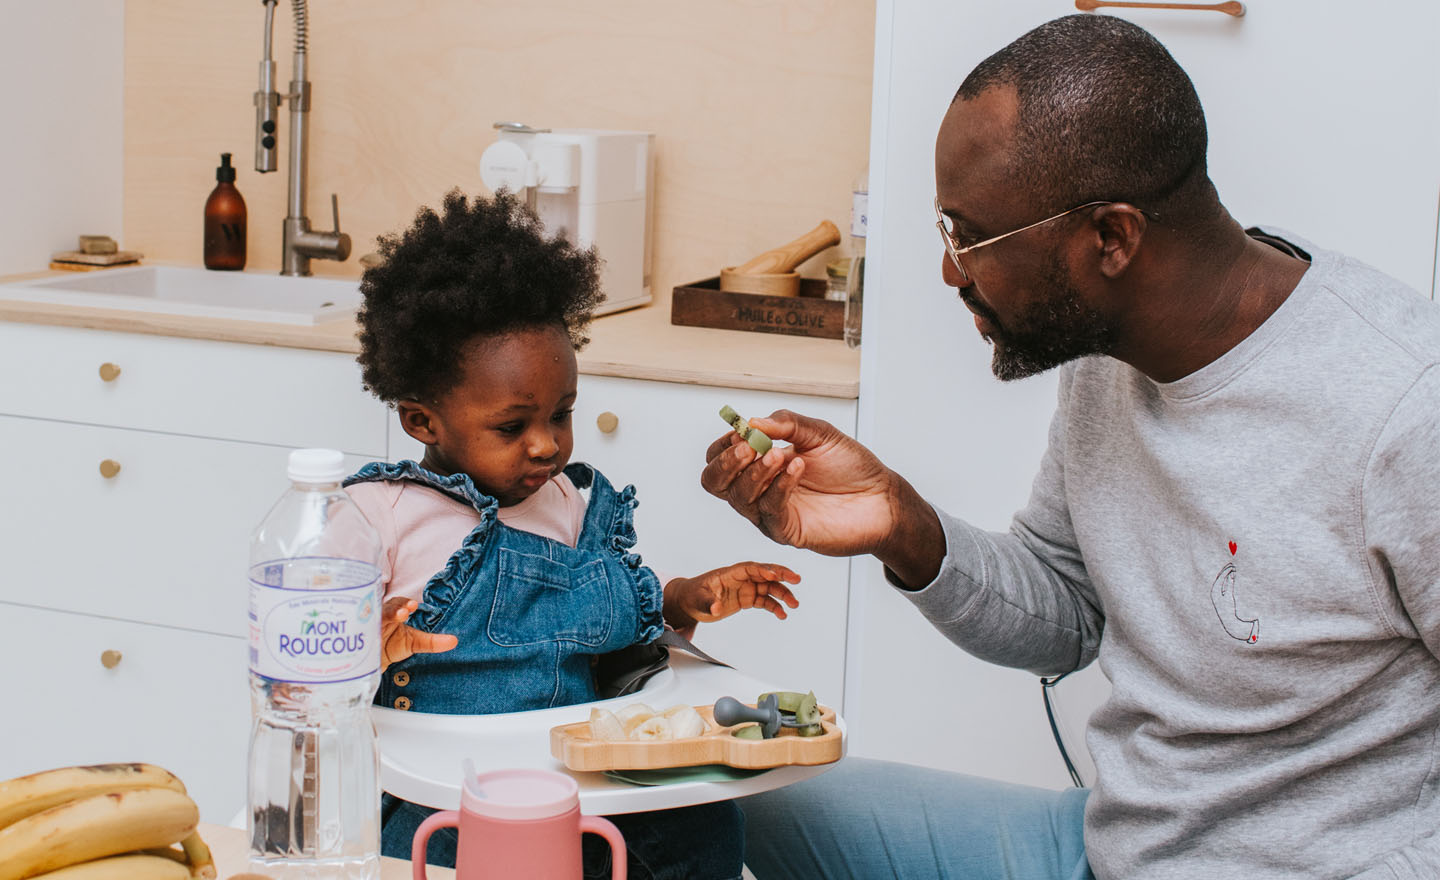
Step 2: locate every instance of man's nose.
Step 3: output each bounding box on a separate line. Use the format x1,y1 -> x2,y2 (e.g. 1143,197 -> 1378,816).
941,251 -> 971,290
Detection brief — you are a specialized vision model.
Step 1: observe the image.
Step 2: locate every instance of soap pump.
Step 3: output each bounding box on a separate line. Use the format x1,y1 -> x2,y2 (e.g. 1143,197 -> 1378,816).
204,152 -> 247,270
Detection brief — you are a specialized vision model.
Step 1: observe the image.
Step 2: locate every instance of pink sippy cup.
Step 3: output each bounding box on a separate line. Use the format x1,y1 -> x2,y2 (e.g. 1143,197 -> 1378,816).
411,765 -> 626,880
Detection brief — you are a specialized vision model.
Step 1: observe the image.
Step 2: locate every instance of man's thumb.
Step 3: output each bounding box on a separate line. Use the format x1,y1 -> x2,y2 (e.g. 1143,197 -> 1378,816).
750,410 -> 834,451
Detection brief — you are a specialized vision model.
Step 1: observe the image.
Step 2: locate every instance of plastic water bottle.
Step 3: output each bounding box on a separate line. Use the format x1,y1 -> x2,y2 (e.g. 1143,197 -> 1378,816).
844,166 -> 867,349
247,448 -> 383,879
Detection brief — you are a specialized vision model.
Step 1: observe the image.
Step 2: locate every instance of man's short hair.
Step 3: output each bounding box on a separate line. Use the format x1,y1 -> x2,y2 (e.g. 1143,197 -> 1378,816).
956,14 -> 1210,220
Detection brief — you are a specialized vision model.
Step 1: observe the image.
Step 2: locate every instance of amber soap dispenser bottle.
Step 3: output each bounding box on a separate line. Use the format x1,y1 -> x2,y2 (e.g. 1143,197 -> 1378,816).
203,152 -> 247,270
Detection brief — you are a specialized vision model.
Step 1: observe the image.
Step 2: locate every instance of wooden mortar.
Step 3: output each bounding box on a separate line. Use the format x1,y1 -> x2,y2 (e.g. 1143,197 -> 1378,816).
719,219 -> 842,298
719,267 -> 801,297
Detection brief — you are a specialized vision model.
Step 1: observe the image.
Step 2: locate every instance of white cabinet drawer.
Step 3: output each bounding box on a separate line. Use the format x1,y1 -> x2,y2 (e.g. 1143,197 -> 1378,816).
0,603 -> 249,824
0,414 -> 373,636
0,323 -> 386,454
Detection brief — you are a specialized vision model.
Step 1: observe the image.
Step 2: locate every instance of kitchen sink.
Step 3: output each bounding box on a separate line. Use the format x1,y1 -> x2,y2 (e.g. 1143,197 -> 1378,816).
0,265 -> 363,325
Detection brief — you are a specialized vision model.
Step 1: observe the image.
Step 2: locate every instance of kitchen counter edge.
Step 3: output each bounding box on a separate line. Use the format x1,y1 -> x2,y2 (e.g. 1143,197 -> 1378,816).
0,270 -> 860,400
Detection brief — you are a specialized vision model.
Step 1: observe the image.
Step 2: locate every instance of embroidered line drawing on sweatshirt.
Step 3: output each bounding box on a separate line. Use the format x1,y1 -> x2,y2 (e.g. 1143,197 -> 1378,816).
1211,540 -> 1259,644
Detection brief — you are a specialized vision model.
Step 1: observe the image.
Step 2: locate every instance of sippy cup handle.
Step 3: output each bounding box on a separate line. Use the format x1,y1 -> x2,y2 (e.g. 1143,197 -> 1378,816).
581,814 -> 628,880
411,810 -> 460,879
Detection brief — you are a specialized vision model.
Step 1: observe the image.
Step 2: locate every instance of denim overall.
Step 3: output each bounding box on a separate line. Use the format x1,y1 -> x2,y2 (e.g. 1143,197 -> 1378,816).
345,460 -> 745,879
343,459 -> 665,714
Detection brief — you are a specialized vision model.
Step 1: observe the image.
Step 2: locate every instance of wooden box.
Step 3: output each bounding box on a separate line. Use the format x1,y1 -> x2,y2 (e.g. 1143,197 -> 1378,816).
670,277 -> 844,340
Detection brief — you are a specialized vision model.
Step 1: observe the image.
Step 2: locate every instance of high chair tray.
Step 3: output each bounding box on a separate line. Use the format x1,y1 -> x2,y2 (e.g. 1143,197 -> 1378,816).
551,704 -> 842,771
373,653 -> 846,815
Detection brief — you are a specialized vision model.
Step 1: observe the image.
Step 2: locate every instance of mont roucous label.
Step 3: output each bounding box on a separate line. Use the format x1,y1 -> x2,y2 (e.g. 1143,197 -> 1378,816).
248,558 -> 380,683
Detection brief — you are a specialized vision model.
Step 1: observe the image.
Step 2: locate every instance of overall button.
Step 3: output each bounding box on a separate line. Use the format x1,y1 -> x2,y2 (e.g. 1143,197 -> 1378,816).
393,696 -> 412,711
392,671 -> 410,687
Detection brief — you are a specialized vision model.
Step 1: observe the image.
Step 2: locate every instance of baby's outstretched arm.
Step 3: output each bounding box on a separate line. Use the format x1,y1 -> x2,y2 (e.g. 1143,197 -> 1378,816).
381,596 -> 459,670
662,563 -> 800,630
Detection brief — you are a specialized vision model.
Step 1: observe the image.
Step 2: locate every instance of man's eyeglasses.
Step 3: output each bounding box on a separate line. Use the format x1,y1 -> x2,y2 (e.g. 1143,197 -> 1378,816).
935,196 -> 1113,286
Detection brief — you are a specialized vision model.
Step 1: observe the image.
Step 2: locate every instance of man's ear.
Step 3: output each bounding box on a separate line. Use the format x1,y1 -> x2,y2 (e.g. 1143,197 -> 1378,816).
395,401 -> 440,446
1091,204 -> 1147,279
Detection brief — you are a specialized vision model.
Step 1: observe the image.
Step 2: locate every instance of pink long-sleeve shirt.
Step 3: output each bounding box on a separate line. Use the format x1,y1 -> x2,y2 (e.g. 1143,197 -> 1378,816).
345,471 -> 675,605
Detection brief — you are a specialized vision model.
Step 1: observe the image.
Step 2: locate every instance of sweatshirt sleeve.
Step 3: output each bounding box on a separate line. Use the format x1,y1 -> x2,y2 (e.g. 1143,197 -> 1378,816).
893,365 -> 1105,677
1351,364 -> 1440,879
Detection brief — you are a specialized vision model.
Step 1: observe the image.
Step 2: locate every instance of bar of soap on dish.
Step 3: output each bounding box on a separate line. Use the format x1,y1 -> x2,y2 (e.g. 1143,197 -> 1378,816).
78,235 -> 118,255
719,405 -> 772,455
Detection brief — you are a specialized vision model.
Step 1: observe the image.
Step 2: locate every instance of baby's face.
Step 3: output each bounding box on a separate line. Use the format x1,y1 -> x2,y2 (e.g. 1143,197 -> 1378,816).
425,325 -> 577,506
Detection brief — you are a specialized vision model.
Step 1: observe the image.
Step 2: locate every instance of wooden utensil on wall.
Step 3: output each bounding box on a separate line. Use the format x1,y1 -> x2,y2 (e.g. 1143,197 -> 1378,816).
1074,0 -> 1245,15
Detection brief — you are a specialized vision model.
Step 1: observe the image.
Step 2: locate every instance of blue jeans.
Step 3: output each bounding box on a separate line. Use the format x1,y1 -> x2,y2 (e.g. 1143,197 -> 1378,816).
738,758 -> 1093,880
382,793 -> 745,880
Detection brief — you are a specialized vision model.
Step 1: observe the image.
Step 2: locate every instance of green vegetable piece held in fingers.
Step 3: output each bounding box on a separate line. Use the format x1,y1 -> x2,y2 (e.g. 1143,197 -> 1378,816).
719,404 -> 773,455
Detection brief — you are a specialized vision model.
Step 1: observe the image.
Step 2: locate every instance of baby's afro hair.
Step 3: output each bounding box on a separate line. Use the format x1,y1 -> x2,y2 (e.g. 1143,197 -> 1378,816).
356,188 -> 603,404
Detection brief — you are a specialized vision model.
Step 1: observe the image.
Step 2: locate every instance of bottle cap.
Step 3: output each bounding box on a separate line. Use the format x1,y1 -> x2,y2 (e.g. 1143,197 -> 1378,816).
287,448 -> 345,483
216,152 -> 236,183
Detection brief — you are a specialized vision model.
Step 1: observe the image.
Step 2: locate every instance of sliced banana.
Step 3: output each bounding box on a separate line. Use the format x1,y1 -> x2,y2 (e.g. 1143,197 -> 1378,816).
588,708 -> 627,742
661,704 -> 706,739
615,702 -> 655,729
631,716 -> 674,741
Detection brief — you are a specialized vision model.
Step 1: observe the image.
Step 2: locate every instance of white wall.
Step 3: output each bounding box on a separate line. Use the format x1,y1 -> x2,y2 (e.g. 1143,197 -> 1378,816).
845,0 -> 1440,789
0,2 -> 125,275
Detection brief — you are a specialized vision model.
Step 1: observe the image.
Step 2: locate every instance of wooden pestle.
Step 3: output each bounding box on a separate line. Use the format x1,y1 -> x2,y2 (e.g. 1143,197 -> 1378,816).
731,220 -> 841,275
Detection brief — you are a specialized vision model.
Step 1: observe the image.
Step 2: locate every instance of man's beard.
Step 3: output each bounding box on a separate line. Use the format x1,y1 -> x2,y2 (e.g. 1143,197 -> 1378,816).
968,255 -> 1116,381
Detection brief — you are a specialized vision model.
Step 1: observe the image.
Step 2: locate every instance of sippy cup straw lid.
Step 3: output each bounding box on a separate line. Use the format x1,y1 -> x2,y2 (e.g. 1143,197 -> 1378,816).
461,764 -> 579,820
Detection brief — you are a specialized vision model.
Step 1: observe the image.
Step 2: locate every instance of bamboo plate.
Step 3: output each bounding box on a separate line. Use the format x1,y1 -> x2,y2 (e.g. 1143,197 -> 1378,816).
550,703 -> 842,771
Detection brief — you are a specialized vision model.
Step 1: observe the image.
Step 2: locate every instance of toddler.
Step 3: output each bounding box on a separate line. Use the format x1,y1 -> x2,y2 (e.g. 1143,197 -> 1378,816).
345,189 -> 801,880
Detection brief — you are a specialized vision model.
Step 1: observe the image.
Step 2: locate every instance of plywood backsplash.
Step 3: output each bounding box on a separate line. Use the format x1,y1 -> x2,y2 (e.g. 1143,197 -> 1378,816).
123,1 -> 874,298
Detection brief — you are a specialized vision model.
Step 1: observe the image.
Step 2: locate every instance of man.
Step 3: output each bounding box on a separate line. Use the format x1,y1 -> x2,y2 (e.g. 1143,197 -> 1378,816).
706,14 -> 1440,880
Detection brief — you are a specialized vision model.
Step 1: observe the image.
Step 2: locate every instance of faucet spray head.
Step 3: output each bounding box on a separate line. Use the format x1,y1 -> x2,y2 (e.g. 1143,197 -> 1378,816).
253,0 -> 280,173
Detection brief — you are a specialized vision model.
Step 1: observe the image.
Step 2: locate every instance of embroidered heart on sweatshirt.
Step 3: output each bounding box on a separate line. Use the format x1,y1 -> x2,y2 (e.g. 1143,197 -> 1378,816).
1228,541 -> 1237,556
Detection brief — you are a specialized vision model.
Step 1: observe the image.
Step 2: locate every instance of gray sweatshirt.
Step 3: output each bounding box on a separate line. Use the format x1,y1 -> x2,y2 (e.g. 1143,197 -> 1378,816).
902,234 -> 1440,879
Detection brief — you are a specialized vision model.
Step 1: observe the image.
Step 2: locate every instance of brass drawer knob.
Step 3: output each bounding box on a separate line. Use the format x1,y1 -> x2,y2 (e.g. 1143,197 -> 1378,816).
100,650 -> 122,669
98,363 -> 122,382
596,411 -> 619,434
99,459 -> 122,479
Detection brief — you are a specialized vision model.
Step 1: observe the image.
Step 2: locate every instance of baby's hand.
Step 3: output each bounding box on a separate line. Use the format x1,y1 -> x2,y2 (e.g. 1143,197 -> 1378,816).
381,596 -> 459,670
663,563 -> 801,629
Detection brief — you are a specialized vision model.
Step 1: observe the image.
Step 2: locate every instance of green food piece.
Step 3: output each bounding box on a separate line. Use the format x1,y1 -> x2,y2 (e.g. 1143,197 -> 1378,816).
793,691 -> 820,727
761,690 -> 823,735
719,405 -> 772,455
760,691 -> 817,720
732,724 -> 764,740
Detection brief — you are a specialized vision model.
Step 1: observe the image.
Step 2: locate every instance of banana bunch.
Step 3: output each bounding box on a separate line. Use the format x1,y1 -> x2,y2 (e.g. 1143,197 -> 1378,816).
0,764 -> 214,880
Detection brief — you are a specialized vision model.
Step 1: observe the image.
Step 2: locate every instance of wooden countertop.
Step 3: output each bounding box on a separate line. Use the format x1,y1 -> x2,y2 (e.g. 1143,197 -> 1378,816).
0,269 -> 860,399
203,821 -> 454,879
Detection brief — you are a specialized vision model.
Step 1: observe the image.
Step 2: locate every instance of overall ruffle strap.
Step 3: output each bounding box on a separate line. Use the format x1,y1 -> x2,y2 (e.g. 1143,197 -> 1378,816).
344,460 -> 500,631
345,460 -> 501,515
576,464 -> 665,646
403,521 -> 499,633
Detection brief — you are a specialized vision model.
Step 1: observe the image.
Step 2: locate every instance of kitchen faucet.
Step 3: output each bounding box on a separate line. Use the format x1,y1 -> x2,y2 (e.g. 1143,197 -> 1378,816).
253,0 -> 351,277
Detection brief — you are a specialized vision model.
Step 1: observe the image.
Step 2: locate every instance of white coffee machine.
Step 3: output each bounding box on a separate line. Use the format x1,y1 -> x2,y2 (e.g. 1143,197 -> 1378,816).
479,122 -> 655,315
